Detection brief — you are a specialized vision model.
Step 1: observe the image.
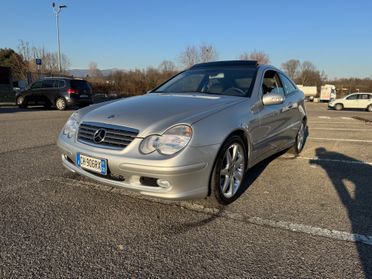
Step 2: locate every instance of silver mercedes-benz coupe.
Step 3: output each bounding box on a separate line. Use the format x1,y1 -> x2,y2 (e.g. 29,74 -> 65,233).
58,60 -> 307,204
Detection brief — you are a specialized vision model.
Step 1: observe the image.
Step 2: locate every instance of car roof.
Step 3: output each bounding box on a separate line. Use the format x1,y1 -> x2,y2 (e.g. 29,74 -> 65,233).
41,77 -> 87,81
347,92 -> 372,95
190,60 -> 258,69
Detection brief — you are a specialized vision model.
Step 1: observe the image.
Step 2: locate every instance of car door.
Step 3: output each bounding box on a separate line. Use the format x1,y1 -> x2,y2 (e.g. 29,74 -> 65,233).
28,81 -> 43,103
40,79 -> 59,104
358,94 -> 370,109
255,70 -> 289,155
279,73 -> 302,139
343,94 -> 359,109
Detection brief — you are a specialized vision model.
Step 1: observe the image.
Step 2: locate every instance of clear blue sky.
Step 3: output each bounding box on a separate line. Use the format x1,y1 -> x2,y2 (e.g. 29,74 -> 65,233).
1,0 -> 372,78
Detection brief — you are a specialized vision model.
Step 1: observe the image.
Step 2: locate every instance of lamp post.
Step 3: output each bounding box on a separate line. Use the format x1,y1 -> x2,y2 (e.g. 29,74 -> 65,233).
52,2 -> 67,73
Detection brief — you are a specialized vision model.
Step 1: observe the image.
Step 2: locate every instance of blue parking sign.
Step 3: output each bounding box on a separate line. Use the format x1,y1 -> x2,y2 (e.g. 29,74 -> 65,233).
35,58 -> 42,65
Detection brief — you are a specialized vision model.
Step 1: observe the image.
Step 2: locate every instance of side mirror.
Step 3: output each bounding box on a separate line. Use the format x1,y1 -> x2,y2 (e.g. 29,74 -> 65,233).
262,92 -> 285,105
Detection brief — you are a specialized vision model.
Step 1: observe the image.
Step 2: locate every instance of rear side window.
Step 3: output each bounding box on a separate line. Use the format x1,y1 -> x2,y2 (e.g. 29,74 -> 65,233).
70,80 -> 90,90
279,74 -> 297,95
42,80 -> 55,88
360,94 -> 370,100
57,80 -> 65,88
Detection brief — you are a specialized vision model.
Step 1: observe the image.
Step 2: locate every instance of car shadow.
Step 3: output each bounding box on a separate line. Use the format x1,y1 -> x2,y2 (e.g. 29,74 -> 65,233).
310,147 -> 372,277
233,149 -> 287,201
167,150 -> 285,235
0,106 -> 45,114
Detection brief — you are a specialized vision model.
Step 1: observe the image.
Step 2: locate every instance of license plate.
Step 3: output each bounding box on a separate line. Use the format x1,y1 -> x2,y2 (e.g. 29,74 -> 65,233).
80,94 -> 88,98
76,153 -> 107,175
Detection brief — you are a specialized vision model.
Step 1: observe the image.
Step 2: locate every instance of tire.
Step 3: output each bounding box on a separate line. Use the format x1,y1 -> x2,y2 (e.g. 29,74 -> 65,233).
55,97 -> 67,111
289,120 -> 307,155
16,96 -> 27,108
335,103 -> 343,111
367,105 -> 372,112
210,135 -> 247,205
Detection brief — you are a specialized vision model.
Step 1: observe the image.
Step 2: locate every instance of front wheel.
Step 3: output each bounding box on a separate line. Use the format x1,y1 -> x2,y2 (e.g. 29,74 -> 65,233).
16,96 -> 27,108
55,97 -> 67,111
367,105 -> 372,112
335,103 -> 343,111
210,135 -> 247,205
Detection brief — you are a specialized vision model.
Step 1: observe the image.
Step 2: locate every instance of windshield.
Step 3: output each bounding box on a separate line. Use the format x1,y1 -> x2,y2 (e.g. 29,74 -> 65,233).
153,67 -> 257,97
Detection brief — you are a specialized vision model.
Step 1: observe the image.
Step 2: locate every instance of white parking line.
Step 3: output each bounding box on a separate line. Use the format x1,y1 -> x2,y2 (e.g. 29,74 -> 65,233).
310,128 -> 372,131
246,216 -> 372,246
297,156 -> 372,166
180,203 -> 372,246
52,177 -> 372,247
318,116 -> 331,119
308,137 -> 372,143
308,122 -> 358,124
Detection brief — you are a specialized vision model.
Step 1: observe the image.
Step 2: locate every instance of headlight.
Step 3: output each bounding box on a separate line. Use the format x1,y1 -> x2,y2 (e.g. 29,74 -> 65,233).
62,112 -> 80,138
140,125 -> 193,155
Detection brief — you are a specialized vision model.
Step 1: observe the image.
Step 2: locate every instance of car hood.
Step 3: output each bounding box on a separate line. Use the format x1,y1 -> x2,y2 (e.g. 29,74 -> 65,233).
81,93 -> 246,137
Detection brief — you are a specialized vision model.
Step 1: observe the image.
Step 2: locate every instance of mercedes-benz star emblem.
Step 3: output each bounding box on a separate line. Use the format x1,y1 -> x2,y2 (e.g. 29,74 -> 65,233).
93,129 -> 106,143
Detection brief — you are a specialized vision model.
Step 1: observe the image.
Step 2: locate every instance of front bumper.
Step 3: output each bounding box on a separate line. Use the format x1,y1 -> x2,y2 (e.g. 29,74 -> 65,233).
57,134 -> 219,200
328,102 -> 335,109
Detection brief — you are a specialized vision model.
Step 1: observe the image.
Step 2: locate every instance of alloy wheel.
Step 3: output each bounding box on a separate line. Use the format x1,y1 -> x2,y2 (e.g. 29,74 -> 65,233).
56,98 -> 66,110
17,96 -> 24,105
297,122 -> 305,151
219,143 -> 245,198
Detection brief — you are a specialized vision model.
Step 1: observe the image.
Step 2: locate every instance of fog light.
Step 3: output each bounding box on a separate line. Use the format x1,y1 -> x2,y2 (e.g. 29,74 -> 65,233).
157,179 -> 171,188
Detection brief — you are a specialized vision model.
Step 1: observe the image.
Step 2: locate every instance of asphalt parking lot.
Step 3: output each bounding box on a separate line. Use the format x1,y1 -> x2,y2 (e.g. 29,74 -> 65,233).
0,102 -> 371,278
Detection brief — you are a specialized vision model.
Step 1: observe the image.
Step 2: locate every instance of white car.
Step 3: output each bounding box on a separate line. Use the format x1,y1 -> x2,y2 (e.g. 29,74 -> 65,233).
329,93 -> 372,112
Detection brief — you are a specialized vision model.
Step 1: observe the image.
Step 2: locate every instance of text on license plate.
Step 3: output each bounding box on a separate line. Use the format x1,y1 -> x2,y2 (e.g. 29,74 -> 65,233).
76,153 -> 107,175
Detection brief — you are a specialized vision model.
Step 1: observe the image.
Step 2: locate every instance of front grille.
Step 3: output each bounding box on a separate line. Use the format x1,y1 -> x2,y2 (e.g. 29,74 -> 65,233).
78,122 -> 139,149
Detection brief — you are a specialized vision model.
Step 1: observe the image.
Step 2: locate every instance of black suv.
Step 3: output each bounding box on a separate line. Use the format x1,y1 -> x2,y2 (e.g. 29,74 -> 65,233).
16,77 -> 93,110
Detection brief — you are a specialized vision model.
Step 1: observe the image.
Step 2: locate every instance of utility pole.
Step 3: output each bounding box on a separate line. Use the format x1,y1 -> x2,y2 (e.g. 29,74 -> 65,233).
52,2 -> 67,73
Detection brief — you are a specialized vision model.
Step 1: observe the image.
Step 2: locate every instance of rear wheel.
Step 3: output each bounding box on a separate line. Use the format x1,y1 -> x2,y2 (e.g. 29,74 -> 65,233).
16,96 -> 27,108
55,97 -> 67,111
335,103 -> 343,111
289,120 -> 307,155
210,135 -> 246,205
367,105 -> 372,112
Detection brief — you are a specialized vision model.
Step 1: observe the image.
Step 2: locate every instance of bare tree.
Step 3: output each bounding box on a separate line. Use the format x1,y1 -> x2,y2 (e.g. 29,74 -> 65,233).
299,61 -> 317,85
239,50 -> 270,64
199,43 -> 218,63
16,40 -> 70,75
179,43 -> 219,69
158,60 -> 176,73
88,62 -> 103,79
291,60 -> 327,87
281,59 -> 300,80
179,46 -> 199,69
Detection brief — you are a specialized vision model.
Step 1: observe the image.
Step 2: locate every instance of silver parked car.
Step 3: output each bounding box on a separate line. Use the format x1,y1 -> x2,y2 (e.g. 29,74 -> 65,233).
328,92 -> 372,111
58,61 -> 307,204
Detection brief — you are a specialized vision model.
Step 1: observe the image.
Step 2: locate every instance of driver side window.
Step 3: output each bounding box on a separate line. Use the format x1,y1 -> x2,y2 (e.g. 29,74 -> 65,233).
262,70 -> 284,95
31,81 -> 42,89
